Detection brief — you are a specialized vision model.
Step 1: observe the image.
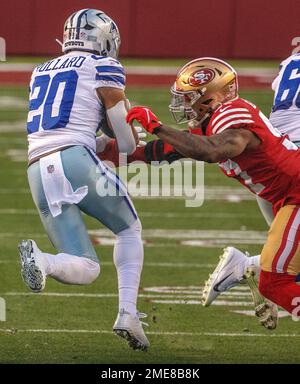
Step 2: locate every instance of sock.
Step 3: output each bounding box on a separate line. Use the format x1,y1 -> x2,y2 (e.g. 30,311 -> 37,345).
38,252 -> 100,285
113,220 -> 143,316
245,254 -> 260,273
259,270 -> 300,315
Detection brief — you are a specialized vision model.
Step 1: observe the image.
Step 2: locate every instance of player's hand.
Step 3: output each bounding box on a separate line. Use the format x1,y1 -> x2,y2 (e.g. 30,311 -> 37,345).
134,126 -> 147,147
126,106 -> 162,134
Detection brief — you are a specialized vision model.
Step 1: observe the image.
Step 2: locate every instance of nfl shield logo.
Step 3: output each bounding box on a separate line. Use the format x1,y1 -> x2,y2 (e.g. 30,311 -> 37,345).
47,165 -> 55,174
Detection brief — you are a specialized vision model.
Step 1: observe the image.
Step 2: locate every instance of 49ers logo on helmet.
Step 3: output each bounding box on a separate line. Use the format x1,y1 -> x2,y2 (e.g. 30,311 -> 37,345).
188,69 -> 215,86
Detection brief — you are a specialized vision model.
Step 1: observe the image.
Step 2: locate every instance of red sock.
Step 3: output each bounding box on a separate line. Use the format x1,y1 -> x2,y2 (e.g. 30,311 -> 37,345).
259,270 -> 300,315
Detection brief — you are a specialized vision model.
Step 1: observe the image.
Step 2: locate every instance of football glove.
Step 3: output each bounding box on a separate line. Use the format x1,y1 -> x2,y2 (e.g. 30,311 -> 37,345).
126,106 -> 162,134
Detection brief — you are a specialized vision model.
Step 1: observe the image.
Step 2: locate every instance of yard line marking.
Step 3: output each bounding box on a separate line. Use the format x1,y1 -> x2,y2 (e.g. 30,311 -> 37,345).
0,260 -> 215,268
3,292 -> 252,300
0,188 -> 30,194
0,96 -> 28,108
6,149 -> 27,162
0,209 -> 37,214
0,229 -> 268,247
0,209 -> 259,219
139,212 -> 260,219
0,328 -> 296,337
0,121 -> 25,132
89,228 -> 267,241
0,186 -> 255,201
150,299 -> 252,306
0,233 -> 47,238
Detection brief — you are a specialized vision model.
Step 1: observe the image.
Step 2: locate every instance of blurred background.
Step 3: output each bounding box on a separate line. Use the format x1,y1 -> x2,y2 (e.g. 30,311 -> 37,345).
1,0 -> 299,59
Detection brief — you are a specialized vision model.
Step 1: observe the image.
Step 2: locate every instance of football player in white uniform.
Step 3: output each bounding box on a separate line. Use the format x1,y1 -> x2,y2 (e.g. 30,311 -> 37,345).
19,9 -> 149,351
201,54 -> 300,323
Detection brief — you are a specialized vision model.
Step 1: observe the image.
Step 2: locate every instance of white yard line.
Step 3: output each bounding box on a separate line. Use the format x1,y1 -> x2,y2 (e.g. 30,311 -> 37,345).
0,209 -> 259,218
0,261 -> 215,268
0,328 -> 296,338
89,228 -> 267,241
3,292 -> 251,300
0,229 -> 267,240
0,185 -> 255,201
0,121 -> 25,132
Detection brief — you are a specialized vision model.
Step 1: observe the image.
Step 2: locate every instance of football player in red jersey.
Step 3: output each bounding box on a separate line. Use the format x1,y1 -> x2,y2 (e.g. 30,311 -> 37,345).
125,57 -> 300,326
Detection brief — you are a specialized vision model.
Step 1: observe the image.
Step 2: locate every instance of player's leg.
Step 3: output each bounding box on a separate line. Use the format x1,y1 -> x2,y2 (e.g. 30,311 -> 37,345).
21,159 -> 100,291
259,204 -> 300,316
62,146 -> 149,350
202,196 -> 273,305
201,246 -> 277,329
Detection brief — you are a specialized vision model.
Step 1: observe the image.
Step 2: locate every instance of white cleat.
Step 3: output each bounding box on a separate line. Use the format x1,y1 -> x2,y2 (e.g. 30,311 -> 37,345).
113,309 -> 150,351
19,239 -> 46,293
202,247 -> 248,307
244,266 -> 278,330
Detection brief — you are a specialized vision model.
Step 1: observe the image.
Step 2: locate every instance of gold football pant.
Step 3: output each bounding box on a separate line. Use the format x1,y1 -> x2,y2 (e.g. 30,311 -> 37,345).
260,205 -> 300,275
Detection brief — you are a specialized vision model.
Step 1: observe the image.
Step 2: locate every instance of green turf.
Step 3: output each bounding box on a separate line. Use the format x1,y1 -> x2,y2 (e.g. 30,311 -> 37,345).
0,84 -> 299,364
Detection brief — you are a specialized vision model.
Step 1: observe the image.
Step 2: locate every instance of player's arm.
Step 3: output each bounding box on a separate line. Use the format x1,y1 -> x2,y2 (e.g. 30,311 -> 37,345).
126,106 -> 260,163
153,125 -> 255,163
97,87 -> 137,154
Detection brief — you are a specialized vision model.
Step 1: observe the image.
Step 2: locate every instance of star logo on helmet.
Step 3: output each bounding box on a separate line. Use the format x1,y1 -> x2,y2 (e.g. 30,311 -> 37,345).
189,69 -> 215,86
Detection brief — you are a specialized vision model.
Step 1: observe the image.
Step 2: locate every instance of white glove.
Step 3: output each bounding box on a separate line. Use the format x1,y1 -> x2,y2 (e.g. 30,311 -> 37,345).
134,126 -> 147,147
96,126 -> 147,154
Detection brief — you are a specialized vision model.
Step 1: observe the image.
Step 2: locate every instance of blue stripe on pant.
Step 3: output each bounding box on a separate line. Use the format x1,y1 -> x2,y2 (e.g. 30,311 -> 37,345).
27,146 -> 138,262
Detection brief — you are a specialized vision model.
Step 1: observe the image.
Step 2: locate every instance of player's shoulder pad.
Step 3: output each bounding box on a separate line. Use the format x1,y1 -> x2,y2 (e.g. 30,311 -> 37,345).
210,98 -> 256,135
89,55 -> 125,87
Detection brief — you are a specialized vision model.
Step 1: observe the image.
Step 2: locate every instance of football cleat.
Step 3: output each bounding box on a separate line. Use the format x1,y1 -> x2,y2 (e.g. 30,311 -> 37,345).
244,266 -> 278,330
113,309 -> 150,351
202,247 -> 248,307
19,239 -> 46,293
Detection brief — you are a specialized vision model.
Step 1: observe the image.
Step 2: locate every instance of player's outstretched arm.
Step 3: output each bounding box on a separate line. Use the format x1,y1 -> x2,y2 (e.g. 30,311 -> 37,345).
127,106 -> 259,163
155,126 -> 255,163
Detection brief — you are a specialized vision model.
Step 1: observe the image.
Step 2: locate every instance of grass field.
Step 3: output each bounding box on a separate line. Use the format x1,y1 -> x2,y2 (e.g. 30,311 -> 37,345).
1,80 -> 300,364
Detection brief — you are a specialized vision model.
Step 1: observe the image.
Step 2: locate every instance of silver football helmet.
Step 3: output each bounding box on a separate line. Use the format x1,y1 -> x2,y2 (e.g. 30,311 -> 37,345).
62,9 -> 121,59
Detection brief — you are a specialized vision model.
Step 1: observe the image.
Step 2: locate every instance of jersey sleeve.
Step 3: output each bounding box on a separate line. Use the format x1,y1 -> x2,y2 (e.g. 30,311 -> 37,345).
92,56 -> 126,90
209,102 -> 256,136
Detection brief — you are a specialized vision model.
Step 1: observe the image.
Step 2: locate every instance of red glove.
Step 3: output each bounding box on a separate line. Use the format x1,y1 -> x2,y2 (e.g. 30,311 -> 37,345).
126,106 -> 162,134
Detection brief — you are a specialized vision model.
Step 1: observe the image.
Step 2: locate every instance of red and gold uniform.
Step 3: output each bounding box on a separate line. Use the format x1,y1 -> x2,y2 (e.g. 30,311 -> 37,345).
205,97 -> 300,278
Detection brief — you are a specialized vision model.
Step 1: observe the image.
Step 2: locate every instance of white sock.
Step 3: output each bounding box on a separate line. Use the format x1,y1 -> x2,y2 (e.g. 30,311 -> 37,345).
113,219 -> 143,316
244,254 -> 261,273
38,252 -> 100,285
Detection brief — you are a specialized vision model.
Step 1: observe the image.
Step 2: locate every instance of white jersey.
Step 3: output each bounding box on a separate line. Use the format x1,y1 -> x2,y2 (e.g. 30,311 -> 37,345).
27,51 -> 125,161
270,53 -> 300,143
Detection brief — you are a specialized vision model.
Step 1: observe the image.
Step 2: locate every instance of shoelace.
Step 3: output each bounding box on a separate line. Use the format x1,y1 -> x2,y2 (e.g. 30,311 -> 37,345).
137,312 -> 149,327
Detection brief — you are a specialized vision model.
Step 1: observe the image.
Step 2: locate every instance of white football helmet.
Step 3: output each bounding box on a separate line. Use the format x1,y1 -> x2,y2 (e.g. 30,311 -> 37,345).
62,9 -> 121,59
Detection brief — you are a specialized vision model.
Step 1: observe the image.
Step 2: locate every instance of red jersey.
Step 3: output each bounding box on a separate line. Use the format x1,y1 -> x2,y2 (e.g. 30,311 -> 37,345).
205,97 -> 300,214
